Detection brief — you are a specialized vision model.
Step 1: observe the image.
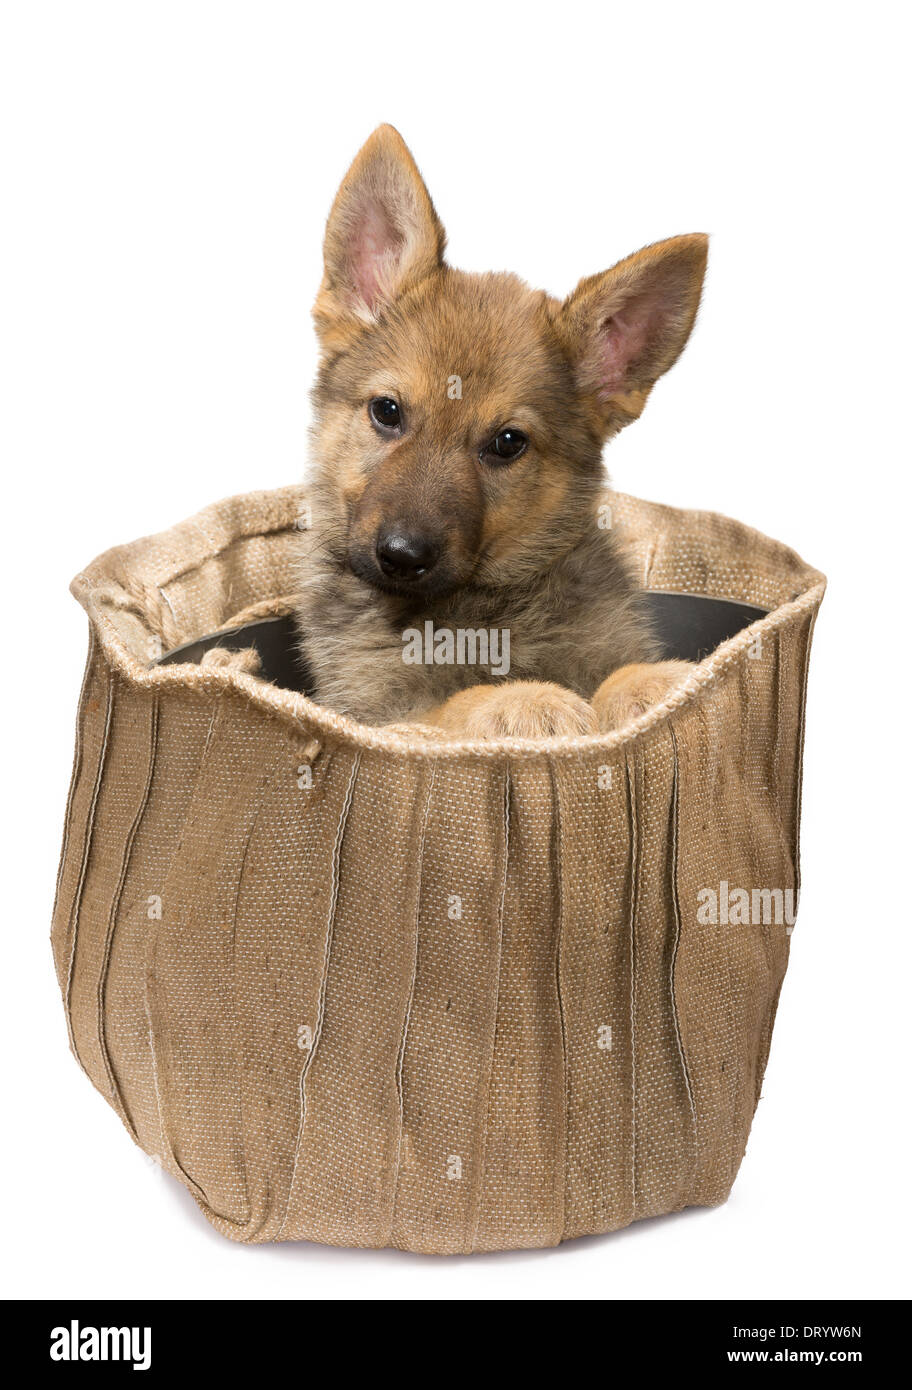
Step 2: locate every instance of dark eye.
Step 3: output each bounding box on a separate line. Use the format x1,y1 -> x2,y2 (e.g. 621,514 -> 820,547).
368,396 -> 402,434
481,428 -> 528,464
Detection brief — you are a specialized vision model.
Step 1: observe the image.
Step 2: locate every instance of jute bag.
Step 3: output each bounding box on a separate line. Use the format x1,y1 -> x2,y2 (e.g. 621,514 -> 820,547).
51,486 -> 824,1252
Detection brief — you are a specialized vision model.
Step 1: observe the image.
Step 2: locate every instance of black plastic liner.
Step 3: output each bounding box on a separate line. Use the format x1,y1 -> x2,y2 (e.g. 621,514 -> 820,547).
158,593 -> 768,695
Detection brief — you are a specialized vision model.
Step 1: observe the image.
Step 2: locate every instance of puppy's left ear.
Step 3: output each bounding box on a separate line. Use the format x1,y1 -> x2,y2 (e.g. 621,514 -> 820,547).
559,234 -> 708,432
314,125 -> 446,338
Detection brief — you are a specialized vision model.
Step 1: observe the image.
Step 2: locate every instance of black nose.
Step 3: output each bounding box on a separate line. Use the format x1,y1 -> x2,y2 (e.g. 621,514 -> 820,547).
376,527 -> 440,579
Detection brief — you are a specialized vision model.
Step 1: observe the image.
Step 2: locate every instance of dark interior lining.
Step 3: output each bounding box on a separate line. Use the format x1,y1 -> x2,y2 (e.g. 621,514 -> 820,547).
158,593 -> 768,695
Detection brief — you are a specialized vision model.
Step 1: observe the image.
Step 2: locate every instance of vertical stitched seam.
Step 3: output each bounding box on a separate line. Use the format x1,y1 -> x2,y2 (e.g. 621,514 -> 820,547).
772,629 -> 784,804
667,724 -> 697,1199
766,633 -> 785,983
548,760 -> 569,1246
643,536 -> 660,588
756,636 -> 784,1100
793,610 -> 819,905
389,760 -> 438,1240
96,693 -> 160,1139
278,750 -> 361,1240
625,749 -> 640,1220
226,741 -> 287,1233
158,586 -> 179,633
467,767 -> 510,1254
52,625 -> 95,927
64,663 -> 115,1075
145,1015 -> 213,1208
142,696 -> 225,1207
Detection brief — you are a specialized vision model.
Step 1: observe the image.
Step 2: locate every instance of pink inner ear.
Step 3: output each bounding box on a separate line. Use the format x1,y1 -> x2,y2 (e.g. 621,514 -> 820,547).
596,302 -> 656,396
349,197 -> 404,311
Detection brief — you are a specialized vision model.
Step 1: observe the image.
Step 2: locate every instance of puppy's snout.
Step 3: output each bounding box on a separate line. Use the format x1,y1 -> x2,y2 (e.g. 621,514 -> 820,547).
375,526 -> 440,580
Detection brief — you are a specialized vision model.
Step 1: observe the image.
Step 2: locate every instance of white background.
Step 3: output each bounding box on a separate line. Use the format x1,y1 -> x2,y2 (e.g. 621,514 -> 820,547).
1,1 -> 910,1301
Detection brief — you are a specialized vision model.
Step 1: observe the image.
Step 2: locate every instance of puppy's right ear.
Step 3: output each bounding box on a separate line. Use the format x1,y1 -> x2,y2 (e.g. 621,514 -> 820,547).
314,125 -> 445,337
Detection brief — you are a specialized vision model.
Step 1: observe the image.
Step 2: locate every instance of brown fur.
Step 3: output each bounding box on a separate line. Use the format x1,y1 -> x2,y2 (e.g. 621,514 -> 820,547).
296,126 -> 708,737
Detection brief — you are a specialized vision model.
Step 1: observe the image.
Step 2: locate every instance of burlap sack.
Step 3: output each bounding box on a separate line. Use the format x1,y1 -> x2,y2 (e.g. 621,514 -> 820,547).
51,486 -> 824,1252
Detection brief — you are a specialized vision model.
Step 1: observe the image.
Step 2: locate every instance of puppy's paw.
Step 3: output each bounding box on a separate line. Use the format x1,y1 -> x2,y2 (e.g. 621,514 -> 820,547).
592,660 -> 694,731
424,681 -> 599,740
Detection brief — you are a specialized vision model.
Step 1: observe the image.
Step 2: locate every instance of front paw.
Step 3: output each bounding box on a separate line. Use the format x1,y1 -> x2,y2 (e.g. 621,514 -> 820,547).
424,681 -> 599,739
592,660 -> 694,731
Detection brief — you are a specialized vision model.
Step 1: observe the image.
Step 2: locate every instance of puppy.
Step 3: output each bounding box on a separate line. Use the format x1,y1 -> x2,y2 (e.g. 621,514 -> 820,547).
295,126 -> 706,739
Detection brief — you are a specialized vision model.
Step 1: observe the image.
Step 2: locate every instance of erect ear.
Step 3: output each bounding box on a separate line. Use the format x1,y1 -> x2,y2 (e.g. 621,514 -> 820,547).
314,124 -> 446,336
559,234 -> 708,431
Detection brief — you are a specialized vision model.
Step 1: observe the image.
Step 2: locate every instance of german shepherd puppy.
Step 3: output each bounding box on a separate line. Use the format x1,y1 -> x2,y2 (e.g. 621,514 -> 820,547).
296,126 -> 706,738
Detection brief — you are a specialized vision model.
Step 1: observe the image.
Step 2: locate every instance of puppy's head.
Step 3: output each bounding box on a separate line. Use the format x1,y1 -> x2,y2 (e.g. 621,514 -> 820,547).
310,125 -> 707,601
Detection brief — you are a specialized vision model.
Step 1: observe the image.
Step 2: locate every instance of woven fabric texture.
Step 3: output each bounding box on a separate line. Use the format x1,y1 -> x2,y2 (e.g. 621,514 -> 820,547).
52,486 -> 825,1252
